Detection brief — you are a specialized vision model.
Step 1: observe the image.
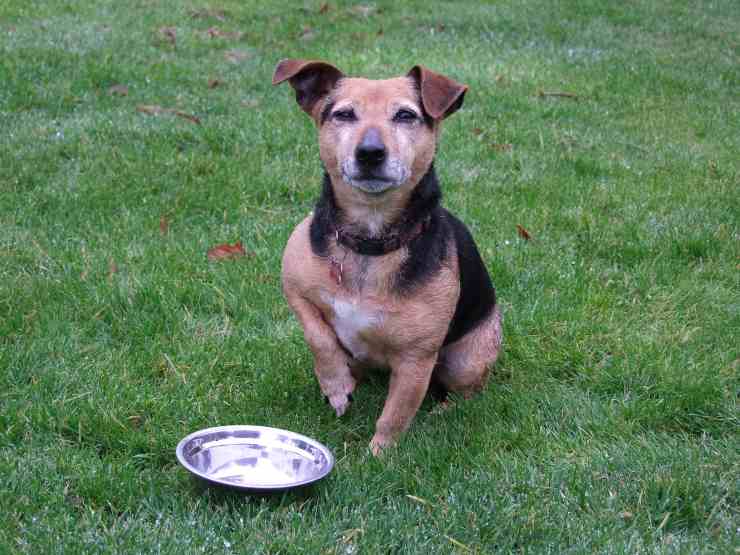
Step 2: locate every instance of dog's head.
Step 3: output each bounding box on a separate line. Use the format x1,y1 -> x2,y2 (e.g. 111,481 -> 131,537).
273,59 -> 467,197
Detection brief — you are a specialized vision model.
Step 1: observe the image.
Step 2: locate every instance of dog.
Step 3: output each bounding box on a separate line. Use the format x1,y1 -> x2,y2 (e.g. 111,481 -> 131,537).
273,59 -> 502,454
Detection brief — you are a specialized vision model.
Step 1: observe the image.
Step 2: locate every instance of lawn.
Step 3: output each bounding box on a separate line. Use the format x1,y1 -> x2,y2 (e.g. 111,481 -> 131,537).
1,0 -> 738,552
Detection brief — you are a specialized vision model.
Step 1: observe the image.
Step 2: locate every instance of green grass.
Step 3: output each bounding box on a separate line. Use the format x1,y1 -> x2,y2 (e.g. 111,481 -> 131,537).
1,0 -> 738,552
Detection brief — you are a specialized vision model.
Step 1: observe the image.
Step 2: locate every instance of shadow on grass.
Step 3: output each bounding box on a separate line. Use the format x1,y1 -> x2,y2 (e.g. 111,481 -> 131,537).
189,475 -> 322,510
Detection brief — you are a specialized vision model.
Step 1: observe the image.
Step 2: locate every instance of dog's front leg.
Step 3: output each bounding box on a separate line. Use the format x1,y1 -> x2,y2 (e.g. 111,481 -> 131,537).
286,293 -> 356,416
370,354 -> 437,455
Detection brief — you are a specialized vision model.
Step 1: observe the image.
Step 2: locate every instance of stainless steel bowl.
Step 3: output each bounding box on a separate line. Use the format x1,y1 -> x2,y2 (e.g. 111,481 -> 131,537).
176,425 -> 334,491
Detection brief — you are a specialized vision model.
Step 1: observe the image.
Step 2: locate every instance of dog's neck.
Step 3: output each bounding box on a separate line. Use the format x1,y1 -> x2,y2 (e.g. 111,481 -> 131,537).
310,165 -> 442,257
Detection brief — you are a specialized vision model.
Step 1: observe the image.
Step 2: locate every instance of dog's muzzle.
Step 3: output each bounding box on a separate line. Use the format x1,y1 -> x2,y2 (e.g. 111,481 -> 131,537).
341,128 -> 409,194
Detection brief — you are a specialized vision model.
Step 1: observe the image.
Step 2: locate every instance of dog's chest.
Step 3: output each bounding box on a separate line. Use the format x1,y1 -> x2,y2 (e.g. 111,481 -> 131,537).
320,292 -> 384,362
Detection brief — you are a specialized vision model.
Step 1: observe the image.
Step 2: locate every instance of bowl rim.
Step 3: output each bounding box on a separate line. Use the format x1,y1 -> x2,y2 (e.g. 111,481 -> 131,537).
175,424 -> 335,491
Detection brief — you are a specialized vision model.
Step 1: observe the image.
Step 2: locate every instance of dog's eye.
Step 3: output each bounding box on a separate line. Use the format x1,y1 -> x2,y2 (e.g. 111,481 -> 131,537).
393,109 -> 418,123
332,109 -> 357,122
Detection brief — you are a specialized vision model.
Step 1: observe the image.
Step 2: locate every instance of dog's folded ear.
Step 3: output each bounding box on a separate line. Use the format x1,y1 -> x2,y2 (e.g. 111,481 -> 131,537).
273,59 -> 344,118
407,66 -> 468,120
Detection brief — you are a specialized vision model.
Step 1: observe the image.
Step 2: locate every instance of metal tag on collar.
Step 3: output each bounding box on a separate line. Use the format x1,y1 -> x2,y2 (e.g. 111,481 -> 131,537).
329,255 -> 343,285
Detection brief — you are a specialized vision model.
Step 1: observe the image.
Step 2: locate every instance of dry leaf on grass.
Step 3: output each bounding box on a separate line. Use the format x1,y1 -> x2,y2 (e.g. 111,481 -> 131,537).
207,241 -> 252,261
319,3 -> 330,14
516,224 -> 532,241
108,84 -> 129,96
492,143 -> 513,152
159,216 -> 169,235
472,128 -> 484,136
208,78 -> 225,89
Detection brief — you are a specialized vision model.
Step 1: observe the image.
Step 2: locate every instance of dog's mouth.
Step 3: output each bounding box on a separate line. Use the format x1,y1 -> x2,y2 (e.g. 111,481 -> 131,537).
341,160 -> 409,195
346,175 -> 397,195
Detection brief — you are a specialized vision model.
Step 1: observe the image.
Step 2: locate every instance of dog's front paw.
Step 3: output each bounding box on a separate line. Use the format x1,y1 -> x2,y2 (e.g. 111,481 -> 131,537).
319,373 -> 356,417
369,433 -> 396,456
326,392 -> 353,417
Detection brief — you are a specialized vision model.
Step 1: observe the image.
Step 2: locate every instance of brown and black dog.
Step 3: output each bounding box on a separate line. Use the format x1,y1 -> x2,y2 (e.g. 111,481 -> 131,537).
273,59 -> 502,454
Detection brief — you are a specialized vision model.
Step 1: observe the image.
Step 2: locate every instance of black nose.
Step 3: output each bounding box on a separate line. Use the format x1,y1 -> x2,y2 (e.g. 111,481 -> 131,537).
355,128 -> 386,166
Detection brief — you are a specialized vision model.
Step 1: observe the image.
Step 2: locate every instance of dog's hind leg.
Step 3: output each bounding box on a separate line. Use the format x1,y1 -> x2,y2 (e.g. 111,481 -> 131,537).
435,306 -> 502,398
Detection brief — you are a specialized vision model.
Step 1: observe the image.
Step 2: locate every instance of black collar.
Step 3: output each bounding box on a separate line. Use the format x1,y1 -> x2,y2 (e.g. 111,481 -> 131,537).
310,165 -> 442,258
333,215 -> 431,256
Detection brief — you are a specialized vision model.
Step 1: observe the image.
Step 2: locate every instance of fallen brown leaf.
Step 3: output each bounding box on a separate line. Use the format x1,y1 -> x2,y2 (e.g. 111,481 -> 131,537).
516,224 -> 532,241
319,2 -> 330,14
107,84 -> 129,96
159,216 -> 169,235
207,241 -> 249,261
492,143 -> 513,152
472,128 -> 484,136
208,78 -> 225,88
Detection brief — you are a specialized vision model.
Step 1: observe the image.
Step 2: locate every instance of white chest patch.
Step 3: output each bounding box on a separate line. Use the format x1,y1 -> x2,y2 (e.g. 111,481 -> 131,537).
321,293 -> 383,360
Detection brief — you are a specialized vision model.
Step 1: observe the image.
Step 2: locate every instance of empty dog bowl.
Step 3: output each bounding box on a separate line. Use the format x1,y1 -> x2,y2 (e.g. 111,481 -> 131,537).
176,425 -> 334,491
